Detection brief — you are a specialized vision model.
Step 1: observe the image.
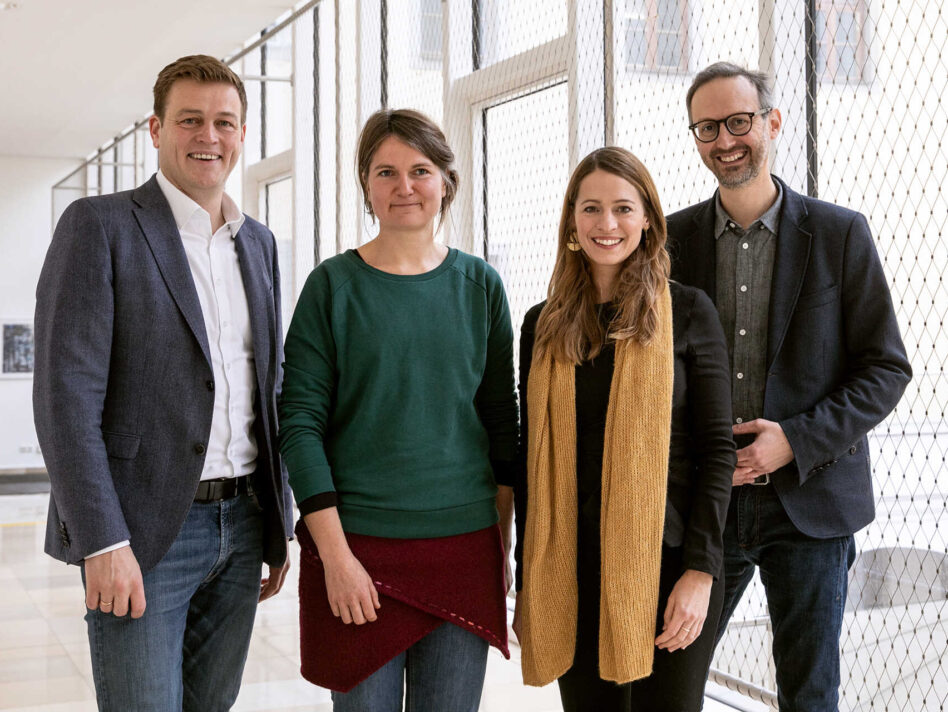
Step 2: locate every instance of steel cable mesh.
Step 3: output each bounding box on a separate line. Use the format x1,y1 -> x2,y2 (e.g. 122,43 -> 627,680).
48,1 -> 946,708
436,2 -> 945,709
444,1 -> 573,358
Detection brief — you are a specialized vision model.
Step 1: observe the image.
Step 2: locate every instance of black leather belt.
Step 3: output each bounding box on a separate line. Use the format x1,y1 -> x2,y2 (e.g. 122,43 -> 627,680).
194,476 -> 249,503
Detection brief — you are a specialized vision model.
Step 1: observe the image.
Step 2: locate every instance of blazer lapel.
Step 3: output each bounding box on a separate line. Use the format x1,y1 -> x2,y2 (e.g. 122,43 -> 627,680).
766,180 -> 812,369
132,176 -> 211,366
234,223 -> 274,397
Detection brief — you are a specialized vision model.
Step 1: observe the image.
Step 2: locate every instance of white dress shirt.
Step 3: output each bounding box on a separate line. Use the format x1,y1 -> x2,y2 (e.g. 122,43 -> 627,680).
156,170 -> 258,481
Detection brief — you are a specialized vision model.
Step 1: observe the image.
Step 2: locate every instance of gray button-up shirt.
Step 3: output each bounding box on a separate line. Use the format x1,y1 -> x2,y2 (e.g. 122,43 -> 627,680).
714,180 -> 783,425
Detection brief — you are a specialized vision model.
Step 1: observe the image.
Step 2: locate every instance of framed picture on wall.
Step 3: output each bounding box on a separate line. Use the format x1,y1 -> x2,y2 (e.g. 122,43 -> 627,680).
1,320 -> 34,378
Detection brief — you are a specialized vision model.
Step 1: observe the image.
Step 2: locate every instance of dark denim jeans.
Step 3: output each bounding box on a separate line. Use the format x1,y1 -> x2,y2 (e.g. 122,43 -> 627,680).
331,621 -> 489,712
82,492 -> 265,712
715,483 -> 856,712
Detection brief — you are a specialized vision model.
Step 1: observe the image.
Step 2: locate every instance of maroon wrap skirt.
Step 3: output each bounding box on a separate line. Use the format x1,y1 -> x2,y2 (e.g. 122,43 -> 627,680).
296,520 -> 510,692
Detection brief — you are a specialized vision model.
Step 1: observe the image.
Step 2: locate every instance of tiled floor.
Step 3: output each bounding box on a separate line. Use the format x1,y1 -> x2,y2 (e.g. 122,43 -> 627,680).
0,494 -> 740,711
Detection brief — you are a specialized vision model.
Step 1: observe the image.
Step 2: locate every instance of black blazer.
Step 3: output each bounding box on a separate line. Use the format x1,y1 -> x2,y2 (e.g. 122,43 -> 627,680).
667,176 -> 911,538
514,282 -> 736,590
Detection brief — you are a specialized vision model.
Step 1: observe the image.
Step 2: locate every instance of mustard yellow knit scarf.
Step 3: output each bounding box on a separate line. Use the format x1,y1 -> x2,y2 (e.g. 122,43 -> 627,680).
520,283 -> 673,686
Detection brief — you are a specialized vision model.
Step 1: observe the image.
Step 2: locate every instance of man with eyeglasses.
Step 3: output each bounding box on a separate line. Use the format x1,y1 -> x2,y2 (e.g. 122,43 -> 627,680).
666,62 -> 911,711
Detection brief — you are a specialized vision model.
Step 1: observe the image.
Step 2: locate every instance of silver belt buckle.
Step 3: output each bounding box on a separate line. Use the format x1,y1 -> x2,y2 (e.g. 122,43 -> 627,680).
751,473 -> 770,486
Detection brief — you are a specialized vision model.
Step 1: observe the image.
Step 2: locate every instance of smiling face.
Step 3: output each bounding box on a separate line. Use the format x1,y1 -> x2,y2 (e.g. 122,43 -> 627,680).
148,79 -> 245,211
364,135 -> 446,235
573,169 -> 650,294
689,76 -> 781,191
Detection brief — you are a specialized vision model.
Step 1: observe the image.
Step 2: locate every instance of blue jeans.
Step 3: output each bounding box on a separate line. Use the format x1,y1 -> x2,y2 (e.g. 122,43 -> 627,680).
331,621 -> 489,712
82,492 -> 265,712
714,483 -> 856,712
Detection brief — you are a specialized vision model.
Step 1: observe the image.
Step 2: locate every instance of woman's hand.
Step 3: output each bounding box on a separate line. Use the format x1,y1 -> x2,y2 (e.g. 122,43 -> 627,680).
655,569 -> 712,652
303,507 -> 380,625
323,551 -> 381,625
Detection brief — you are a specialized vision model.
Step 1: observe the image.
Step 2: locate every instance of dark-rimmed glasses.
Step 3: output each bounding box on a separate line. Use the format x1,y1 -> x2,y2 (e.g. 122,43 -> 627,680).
688,109 -> 772,143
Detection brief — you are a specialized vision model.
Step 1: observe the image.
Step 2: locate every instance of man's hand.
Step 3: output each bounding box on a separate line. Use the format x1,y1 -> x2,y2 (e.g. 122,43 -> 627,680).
259,560 -> 290,602
732,418 -> 794,485
655,569 -> 712,652
84,546 -> 146,618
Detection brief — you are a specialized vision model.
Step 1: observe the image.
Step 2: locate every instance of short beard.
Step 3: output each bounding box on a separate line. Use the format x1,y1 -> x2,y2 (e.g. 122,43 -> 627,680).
705,132 -> 770,189
715,159 -> 762,189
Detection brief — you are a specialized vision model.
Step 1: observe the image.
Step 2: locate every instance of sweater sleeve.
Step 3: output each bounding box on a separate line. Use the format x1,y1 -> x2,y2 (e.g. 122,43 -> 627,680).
278,266 -> 339,504
680,289 -> 736,576
474,267 -> 519,486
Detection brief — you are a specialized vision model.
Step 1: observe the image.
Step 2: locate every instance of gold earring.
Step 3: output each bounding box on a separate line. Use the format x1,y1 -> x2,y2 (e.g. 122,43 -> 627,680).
567,230 -> 582,252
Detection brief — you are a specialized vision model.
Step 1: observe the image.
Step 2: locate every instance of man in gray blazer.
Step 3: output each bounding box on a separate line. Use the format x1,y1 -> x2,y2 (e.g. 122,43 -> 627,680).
33,55 -> 293,711
667,63 -> 911,711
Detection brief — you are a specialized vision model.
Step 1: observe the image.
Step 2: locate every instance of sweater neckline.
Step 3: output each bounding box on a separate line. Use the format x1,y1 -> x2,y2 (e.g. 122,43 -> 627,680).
346,247 -> 458,281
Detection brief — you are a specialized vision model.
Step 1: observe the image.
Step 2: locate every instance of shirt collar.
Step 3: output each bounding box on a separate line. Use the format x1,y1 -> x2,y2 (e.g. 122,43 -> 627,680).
713,176 -> 783,239
156,170 -> 245,238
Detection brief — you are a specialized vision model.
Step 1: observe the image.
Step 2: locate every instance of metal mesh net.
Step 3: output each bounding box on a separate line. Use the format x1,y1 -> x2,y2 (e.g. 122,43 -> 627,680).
51,1 -> 947,708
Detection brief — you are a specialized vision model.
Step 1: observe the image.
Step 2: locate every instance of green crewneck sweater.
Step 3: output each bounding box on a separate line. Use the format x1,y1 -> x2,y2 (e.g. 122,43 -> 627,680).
279,248 -> 518,538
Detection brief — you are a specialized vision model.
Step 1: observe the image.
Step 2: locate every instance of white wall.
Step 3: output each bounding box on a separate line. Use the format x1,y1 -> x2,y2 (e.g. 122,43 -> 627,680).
0,156 -> 79,471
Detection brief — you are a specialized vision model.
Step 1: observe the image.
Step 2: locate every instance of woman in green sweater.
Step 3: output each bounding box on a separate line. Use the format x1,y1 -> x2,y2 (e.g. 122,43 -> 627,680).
279,109 -> 518,711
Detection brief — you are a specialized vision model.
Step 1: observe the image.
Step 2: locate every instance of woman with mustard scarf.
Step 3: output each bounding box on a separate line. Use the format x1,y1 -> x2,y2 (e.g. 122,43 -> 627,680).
513,147 -> 736,711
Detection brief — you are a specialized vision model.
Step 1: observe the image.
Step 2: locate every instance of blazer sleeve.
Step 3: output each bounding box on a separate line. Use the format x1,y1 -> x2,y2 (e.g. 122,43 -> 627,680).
267,227 -> 294,537
779,212 -> 912,483
33,199 -> 132,557
679,289 -> 736,576
513,302 -> 543,592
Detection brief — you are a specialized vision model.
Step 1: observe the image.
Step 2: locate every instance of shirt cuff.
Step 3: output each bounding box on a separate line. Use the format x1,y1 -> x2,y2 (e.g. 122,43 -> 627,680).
491,458 -> 517,487
85,541 -> 131,559
298,492 -> 339,516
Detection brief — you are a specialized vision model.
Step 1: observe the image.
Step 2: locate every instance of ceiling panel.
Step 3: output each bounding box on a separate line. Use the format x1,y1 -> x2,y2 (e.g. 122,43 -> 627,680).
0,0 -> 297,159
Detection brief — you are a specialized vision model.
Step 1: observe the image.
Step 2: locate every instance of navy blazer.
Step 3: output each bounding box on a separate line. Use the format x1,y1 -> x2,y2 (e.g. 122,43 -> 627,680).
34,175 -> 293,571
667,176 -> 911,538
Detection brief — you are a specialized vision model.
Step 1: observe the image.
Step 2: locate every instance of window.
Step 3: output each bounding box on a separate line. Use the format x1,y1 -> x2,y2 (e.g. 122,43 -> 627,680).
418,0 -> 442,66
386,0 -> 444,123
474,0 -> 567,69
815,0 -> 869,83
263,176 -> 294,335
483,83 -> 569,344
619,0 -> 689,72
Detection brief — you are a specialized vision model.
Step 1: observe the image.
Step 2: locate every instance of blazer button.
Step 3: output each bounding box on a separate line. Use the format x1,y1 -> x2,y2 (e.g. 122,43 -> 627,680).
206,380 -> 215,391
194,444 -> 206,455
849,445 -> 857,455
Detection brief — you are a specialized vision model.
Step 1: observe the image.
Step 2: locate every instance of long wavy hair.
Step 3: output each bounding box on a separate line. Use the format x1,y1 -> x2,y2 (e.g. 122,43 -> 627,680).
533,147 -> 670,364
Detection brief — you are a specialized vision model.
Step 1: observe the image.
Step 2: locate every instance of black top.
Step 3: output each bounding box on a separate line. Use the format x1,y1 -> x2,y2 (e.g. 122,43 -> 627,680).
514,281 -> 736,591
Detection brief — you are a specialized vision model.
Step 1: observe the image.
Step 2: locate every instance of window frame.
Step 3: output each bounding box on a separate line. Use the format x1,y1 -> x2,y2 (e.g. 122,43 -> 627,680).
617,0 -> 690,74
815,0 -> 870,84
